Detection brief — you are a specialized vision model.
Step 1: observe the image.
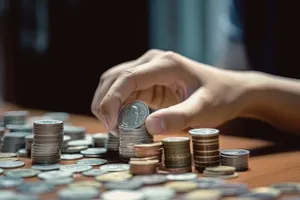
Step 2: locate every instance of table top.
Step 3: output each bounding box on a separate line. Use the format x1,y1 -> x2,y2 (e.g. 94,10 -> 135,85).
1,102 -> 300,199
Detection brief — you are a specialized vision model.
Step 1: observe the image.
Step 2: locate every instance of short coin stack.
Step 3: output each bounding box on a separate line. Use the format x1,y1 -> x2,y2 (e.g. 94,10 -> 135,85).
92,133 -> 108,147
129,159 -> 159,175
63,125 -> 86,140
189,128 -> 220,172
0,132 -> 29,153
25,134 -> 34,157
3,111 -> 28,127
31,120 -> 64,164
203,166 -> 239,179
162,137 -> 191,172
118,101 -> 153,161
105,132 -> 120,155
133,142 -> 163,166
220,149 -> 250,171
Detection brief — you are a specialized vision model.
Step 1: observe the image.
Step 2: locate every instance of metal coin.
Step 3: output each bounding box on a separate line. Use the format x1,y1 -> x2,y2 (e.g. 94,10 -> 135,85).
0,161 -> 24,168
83,169 -> 107,177
58,187 -> 100,200
100,164 -> 130,172
220,149 -> 250,156
60,164 -> 92,173
31,164 -> 60,171
77,158 -> 107,166
195,177 -> 225,189
101,190 -> 145,200
0,191 -> 18,200
140,187 -> 176,200
185,189 -> 221,200
189,128 -> 219,137
17,182 -> 55,194
271,182 -> 300,193
166,173 -> 198,181
203,172 -> 239,179
96,171 -> 132,182
38,170 -> 72,179
105,179 -> 143,190
17,148 -> 28,157
68,139 -> 92,147
69,180 -> 102,189
205,166 -> 236,174
162,137 -> 190,143
45,177 -> 74,186
0,153 -> 17,158
240,187 -> 281,199
80,148 -> 107,155
63,146 -> 88,153
214,182 -> 249,196
44,112 -> 69,122
0,168 -> 3,174
61,154 -> 83,160
0,176 -> 24,188
132,174 -> 167,185
4,168 -> 40,178
165,181 -> 198,192
0,157 -> 19,161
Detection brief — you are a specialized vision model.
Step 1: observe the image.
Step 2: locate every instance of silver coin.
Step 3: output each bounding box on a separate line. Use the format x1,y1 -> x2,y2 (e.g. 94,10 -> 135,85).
82,169 -> 107,177
17,182 -> 55,194
271,182 -> 300,194
0,177 -> 24,188
80,148 -> 107,155
13,194 -> 39,200
61,154 -> 83,160
38,170 -> 72,179
77,158 -> 107,166
189,128 -> 219,137
105,180 -> 143,190
31,164 -> 60,171
68,140 -> 92,147
166,173 -> 198,181
214,182 -> 249,196
220,149 -> 250,156
101,190 -> 145,200
132,174 -> 167,185
60,164 -> 92,173
162,137 -> 190,143
17,149 -> 28,157
0,153 -> 18,158
45,177 -> 73,186
0,161 -> 25,168
140,187 -> 176,200
118,101 -> 149,129
100,164 -> 130,172
44,112 -> 69,122
57,187 -> 100,200
195,177 -> 225,189
0,190 -> 17,200
240,187 -> 281,199
4,169 -> 40,178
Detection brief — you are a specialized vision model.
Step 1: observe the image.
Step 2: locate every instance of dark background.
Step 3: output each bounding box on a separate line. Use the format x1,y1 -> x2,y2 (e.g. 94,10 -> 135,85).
1,0 -> 149,115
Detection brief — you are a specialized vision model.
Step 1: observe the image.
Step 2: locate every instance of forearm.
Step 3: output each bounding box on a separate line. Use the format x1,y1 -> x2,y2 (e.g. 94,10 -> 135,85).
239,71 -> 300,135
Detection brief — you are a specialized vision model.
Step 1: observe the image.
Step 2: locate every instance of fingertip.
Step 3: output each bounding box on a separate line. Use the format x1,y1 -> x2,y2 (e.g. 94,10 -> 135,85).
145,115 -> 166,135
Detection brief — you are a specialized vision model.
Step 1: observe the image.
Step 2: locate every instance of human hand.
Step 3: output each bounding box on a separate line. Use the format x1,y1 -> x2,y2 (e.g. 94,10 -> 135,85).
91,49 -> 248,135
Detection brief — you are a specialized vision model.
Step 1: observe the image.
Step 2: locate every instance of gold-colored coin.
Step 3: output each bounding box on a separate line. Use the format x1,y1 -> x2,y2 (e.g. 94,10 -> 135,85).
185,190 -> 221,200
165,181 -> 197,192
95,171 -> 132,182
69,180 -> 102,189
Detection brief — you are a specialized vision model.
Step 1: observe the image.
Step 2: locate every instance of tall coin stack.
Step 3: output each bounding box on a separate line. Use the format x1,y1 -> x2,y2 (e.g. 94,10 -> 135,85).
220,149 -> 250,171
118,101 -> 153,161
25,134 -> 34,157
3,111 -> 28,127
133,142 -> 163,166
189,128 -> 220,172
0,132 -> 29,152
162,137 -> 192,172
105,132 -> 120,155
31,120 -> 64,164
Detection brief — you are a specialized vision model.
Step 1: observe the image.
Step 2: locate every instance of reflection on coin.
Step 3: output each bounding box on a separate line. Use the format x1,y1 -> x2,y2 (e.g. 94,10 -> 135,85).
166,173 -> 198,181
220,149 -> 250,156
69,180 -> 102,189
0,176 -> 24,188
61,154 -> 83,160
165,181 -> 198,192
100,164 -> 130,172
17,182 -> 55,194
45,177 -> 73,186
32,164 -> 60,171
185,189 -> 221,200
4,168 -> 40,178
0,153 -> 17,158
189,128 -> 219,137
38,170 -> 72,179
214,182 -> 249,196
80,148 -> 107,157
101,190 -> 145,200
205,166 -> 236,174
132,174 -> 167,185
270,182 -> 300,193
140,187 -> 176,200
58,187 -> 100,200
60,164 -> 92,173
83,169 -> 107,177
105,180 -> 143,190
203,172 -> 239,179
96,171 -> 132,182
0,161 -> 24,168
77,158 -> 107,166
241,187 -> 281,199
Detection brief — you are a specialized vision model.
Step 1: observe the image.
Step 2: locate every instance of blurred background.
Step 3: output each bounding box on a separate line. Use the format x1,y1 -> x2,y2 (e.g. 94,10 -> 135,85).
0,0 -> 242,115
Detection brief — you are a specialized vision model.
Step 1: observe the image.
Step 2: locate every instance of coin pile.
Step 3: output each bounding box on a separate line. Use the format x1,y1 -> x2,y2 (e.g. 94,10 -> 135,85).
130,160 -> 159,175
63,125 -> 86,140
134,142 -> 163,166
220,149 -> 250,171
3,111 -> 28,127
189,128 -> 220,172
92,133 -> 108,147
203,166 -> 239,179
6,124 -> 32,133
25,134 -> 34,157
0,132 -> 29,153
31,120 -> 64,164
162,137 -> 192,172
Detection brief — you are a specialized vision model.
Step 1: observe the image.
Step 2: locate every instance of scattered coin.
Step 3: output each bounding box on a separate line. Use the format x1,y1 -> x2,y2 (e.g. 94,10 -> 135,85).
3,111 -> 28,127
58,187 -> 100,200
0,176 -> 24,188
0,157 -> 19,161
100,164 -> 130,172
185,189 -> 222,200
92,133 -> 108,147
4,168 -> 40,178
270,182 -> 300,193
166,173 -> 198,181
63,125 -> 86,140
14,194 -> 40,200
17,182 -> 55,194
63,145 -> 89,153
105,179 -> 143,190
165,181 -> 198,192
77,158 -> 107,166
195,177 -> 225,189
6,124 -> 32,133
17,148 -> 28,157
68,139 -> 92,147
240,187 -> 281,199
132,174 -> 168,185
0,153 -> 17,158
101,190 -> 145,200
214,182 -> 249,196
205,166 -> 236,174
0,191 -> 18,200
96,171 -> 132,182
31,164 -> 60,171
83,169 -> 107,177
60,164 -> 92,173
38,170 -> 72,179
45,177 -> 74,186
80,148 -> 107,157
140,187 -> 176,200
0,160 -> 25,168
61,154 -> 83,160
69,180 -> 102,189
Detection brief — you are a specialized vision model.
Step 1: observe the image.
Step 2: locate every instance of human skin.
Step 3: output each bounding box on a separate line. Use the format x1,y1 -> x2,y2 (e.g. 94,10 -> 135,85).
91,49 -> 300,135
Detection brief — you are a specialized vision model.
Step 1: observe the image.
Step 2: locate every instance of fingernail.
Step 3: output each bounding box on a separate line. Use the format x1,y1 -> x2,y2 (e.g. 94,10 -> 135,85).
102,114 -> 111,131
146,117 -> 166,135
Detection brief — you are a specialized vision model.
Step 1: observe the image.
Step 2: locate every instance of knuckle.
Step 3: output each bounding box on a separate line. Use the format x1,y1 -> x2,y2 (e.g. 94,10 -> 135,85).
145,49 -> 163,57
160,51 -> 178,62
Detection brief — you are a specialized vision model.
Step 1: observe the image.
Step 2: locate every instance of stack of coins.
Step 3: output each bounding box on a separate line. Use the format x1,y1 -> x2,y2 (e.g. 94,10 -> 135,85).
118,101 -> 153,161
63,125 -> 86,140
203,166 -> 239,179
134,142 -> 163,166
220,149 -> 250,171
0,132 -> 29,153
92,133 -> 108,147
6,124 -> 32,133
31,120 -> 64,164
189,128 -> 220,172
3,111 -> 28,127
105,132 -> 119,154
162,137 -> 191,171
25,134 -> 34,157
129,160 -> 159,175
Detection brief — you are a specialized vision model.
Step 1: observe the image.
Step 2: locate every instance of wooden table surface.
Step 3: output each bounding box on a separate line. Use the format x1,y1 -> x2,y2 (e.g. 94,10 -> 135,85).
1,103 -> 300,199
